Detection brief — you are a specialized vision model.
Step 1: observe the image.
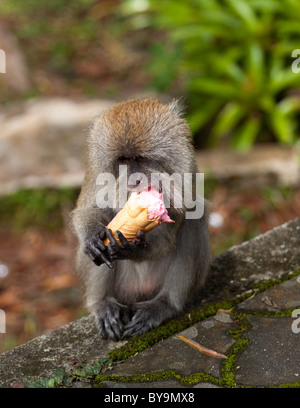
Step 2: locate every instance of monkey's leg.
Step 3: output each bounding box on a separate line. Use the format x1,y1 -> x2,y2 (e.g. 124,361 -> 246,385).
79,250 -> 130,341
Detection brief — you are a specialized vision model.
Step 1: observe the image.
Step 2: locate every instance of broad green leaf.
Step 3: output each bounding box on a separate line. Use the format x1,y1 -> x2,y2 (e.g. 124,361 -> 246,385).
277,97 -> 300,114
231,116 -> 261,151
199,9 -> 241,29
270,108 -> 296,144
257,95 -> 275,113
211,102 -> 246,143
47,378 -> 56,388
211,54 -> 245,83
277,21 -> 300,35
226,0 -> 257,30
191,78 -> 240,99
247,43 -> 264,87
187,99 -> 222,133
246,0 -> 280,13
270,68 -> 300,93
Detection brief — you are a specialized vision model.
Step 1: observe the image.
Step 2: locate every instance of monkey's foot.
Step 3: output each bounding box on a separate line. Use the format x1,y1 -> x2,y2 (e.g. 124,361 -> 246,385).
122,303 -> 158,338
106,229 -> 147,261
96,301 -> 131,341
84,226 -> 114,269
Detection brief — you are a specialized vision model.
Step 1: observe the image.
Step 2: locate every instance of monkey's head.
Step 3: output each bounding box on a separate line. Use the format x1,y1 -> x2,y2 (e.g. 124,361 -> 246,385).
88,98 -> 197,214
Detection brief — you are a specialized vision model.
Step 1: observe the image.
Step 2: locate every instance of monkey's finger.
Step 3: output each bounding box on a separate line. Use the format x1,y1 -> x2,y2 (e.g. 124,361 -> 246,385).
86,239 -> 114,269
95,237 -> 107,252
98,226 -> 108,240
122,322 -> 146,339
131,231 -> 146,248
97,319 -> 108,340
122,309 -> 149,338
84,246 -> 99,262
86,246 -> 114,269
95,250 -> 114,269
103,315 -> 123,341
106,229 -> 119,247
102,256 -> 114,270
136,230 -> 145,241
116,231 -> 130,248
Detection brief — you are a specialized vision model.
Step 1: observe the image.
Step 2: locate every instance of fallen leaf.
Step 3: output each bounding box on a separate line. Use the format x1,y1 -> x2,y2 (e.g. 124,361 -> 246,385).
216,308 -> 233,314
261,295 -> 279,309
176,334 -> 228,359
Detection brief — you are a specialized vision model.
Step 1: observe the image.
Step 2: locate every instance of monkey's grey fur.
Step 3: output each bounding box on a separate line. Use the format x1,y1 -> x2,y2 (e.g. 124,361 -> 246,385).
71,98 -> 210,340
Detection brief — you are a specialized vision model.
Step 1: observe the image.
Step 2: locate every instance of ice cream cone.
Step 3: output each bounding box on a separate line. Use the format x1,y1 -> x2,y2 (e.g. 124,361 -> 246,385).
103,190 -> 174,245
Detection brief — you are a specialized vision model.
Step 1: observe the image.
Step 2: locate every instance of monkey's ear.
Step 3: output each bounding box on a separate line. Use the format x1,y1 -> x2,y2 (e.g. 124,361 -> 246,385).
169,98 -> 186,117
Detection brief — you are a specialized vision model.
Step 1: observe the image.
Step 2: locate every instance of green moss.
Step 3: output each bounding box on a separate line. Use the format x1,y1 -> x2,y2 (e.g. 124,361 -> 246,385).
94,370 -> 221,388
108,300 -> 236,362
0,187 -> 78,231
219,311 -> 252,388
275,381 -> 300,388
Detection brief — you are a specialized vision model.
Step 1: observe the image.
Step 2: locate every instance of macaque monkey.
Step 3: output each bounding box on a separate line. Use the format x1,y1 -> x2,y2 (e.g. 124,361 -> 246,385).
72,98 -> 210,340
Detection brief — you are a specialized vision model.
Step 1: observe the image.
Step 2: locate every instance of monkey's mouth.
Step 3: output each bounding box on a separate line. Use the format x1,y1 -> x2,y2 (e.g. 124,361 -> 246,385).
147,184 -> 163,194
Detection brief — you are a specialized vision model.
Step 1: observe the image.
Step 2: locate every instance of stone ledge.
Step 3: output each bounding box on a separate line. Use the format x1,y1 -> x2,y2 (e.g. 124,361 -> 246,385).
0,217 -> 299,387
0,315 -> 127,388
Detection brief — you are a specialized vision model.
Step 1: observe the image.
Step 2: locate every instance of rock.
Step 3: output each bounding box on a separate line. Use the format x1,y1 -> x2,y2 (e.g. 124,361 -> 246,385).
235,317 -> 300,386
0,23 -> 31,93
0,98 -> 114,195
0,315 -> 127,388
208,217 -> 300,295
237,275 -> 300,312
0,96 -> 299,197
196,144 -> 300,188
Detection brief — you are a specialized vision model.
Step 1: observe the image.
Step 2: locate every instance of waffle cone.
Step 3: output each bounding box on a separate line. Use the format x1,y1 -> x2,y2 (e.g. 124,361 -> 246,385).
103,193 -> 173,245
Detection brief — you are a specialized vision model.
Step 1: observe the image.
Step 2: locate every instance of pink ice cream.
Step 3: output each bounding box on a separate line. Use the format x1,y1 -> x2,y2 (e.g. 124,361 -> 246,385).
104,189 -> 174,245
134,189 -> 173,225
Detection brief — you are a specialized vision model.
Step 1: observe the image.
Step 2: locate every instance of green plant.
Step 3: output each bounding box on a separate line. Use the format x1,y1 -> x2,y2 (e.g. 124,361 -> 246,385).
0,188 -> 78,231
126,0 -> 300,150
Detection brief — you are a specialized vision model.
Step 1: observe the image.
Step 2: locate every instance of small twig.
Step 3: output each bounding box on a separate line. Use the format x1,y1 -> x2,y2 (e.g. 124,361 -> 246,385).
216,308 -> 233,314
176,335 -> 228,359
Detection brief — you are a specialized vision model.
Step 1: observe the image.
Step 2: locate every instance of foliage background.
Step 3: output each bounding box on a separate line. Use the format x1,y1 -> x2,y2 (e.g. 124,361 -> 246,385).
1,0 -> 300,148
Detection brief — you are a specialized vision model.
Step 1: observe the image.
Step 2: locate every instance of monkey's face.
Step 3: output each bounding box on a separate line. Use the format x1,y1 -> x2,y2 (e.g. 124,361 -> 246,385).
114,154 -> 195,218
114,154 -> 163,208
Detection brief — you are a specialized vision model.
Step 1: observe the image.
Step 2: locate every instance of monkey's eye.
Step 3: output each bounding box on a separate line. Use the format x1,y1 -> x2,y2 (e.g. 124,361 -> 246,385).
118,156 -> 129,162
117,155 -> 143,163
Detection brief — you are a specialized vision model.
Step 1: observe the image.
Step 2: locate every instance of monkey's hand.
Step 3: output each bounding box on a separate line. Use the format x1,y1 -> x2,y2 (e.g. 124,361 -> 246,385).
84,226 -> 114,269
106,229 -> 148,261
